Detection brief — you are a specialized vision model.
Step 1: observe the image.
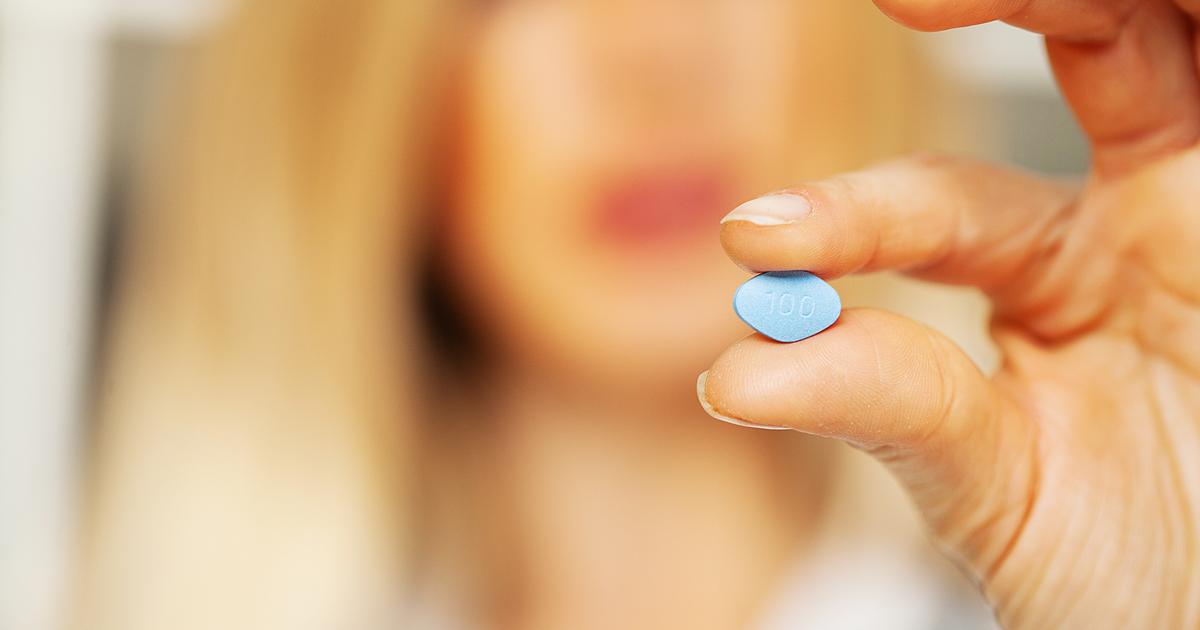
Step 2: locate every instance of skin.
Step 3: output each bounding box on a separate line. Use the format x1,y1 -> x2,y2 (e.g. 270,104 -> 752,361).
444,1 -> 920,627
445,1 -> 857,627
702,0 -> 1200,627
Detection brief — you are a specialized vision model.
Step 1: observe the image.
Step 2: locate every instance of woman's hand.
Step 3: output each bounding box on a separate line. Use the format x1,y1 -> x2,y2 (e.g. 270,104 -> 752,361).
699,1 -> 1200,627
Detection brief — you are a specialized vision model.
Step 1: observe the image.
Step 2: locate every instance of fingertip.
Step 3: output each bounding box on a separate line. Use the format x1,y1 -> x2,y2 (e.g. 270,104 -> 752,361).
703,326 -> 855,437
718,209 -> 852,277
720,193 -> 812,227
871,0 -> 1024,31
696,370 -> 791,431
871,0 -> 979,31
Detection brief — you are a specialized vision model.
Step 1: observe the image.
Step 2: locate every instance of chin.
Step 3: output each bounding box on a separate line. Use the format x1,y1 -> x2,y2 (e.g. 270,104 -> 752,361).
531,298 -> 746,398
454,229 -> 748,397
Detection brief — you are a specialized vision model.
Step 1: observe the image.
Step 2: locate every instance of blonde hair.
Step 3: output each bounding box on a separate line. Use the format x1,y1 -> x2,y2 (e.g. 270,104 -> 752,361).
76,2 -> 937,629
78,1 -> 447,628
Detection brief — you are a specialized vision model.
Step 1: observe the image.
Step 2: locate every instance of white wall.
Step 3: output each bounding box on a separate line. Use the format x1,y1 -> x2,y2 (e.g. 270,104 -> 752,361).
0,3 -> 223,629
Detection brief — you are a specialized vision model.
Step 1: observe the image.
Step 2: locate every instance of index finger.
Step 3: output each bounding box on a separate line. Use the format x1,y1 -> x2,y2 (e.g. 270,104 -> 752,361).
720,154 -> 1075,288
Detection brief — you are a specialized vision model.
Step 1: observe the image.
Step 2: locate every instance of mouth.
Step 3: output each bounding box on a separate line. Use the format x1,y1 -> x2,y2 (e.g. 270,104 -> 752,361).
591,166 -> 734,249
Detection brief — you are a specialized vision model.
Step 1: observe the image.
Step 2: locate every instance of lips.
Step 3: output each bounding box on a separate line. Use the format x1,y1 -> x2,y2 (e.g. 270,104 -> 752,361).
592,168 -> 733,247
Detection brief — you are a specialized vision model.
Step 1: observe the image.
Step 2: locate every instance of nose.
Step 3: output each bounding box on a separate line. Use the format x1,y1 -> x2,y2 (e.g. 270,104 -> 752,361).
584,0 -> 728,128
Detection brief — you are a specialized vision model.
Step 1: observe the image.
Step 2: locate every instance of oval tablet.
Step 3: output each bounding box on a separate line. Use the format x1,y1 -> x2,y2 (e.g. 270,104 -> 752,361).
733,271 -> 841,342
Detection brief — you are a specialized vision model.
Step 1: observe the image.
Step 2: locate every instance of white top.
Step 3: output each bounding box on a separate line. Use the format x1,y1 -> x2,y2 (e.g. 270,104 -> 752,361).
403,541 -> 999,630
754,543 -> 998,630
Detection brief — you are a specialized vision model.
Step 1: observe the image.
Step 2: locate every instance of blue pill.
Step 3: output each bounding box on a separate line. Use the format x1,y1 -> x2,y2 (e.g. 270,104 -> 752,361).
733,271 -> 841,342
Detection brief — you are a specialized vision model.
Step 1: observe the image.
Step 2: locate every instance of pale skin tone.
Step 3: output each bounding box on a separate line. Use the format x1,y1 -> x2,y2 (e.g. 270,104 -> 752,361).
702,0 -> 1200,627
486,374 -> 817,629
452,2 -> 844,627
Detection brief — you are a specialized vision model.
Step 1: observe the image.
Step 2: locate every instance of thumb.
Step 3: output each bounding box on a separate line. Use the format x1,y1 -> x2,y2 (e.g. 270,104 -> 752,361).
698,309 -> 1038,578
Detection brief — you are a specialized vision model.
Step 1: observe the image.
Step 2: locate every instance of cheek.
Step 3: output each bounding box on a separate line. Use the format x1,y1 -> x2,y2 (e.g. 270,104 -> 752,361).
714,0 -> 884,180
713,2 -> 807,179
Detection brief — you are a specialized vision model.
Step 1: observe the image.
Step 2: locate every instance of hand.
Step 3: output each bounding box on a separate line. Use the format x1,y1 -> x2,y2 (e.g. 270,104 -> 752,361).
698,1 -> 1200,627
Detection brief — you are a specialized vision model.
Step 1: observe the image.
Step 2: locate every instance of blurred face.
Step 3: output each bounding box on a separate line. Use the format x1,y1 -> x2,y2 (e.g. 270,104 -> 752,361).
447,0 -> 854,393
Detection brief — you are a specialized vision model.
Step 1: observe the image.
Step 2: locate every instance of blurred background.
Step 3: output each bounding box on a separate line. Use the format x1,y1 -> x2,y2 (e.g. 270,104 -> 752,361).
1,1 -> 1086,629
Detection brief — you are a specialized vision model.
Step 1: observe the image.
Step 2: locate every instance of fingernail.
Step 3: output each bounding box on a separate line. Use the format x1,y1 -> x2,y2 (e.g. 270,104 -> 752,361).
720,193 -> 811,226
696,371 -> 790,431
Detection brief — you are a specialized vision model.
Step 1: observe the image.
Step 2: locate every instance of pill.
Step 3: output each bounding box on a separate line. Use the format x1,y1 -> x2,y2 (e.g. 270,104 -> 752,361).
733,271 -> 841,342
